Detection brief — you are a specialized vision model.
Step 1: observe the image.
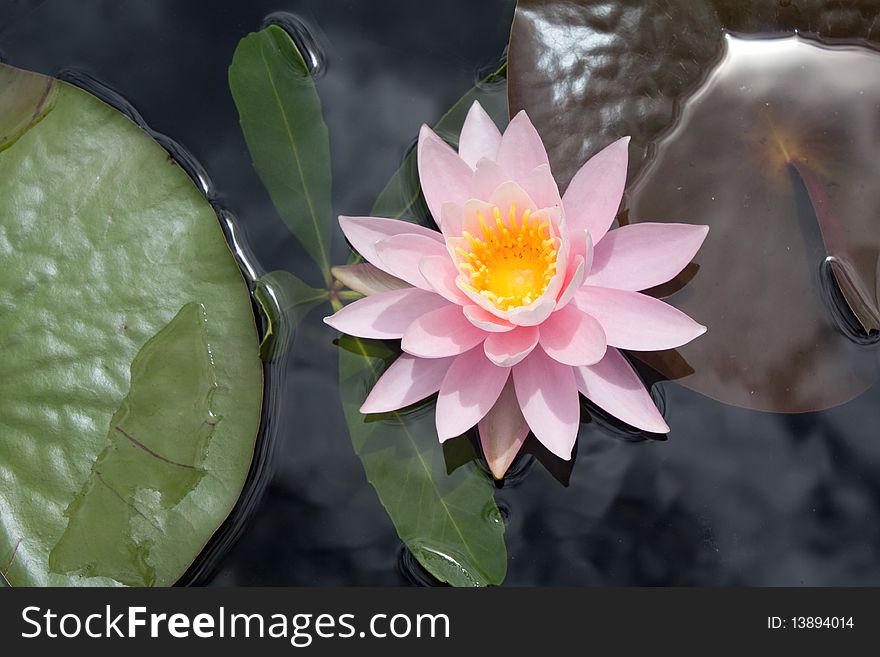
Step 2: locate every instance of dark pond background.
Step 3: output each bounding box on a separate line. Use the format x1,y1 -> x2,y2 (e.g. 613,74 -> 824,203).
3,0 -> 880,585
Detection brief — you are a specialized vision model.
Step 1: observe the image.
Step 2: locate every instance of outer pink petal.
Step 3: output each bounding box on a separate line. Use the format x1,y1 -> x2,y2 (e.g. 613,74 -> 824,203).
539,305 -> 607,366
375,233 -> 449,290
331,263 -> 410,296
586,223 -> 709,291
401,304 -> 487,358
458,101 -> 502,169
573,286 -> 707,350
562,136 -> 630,244
574,347 -> 669,433
417,125 -> 473,230
484,325 -> 539,367
436,347 -> 509,441
361,354 -> 454,414
324,288 -> 448,339
470,158 -> 509,201
478,378 -> 530,479
521,164 -> 562,211
420,255 -> 470,304
463,305 -> 515,333
495,110 -> 550,184
512,347 -> 580,460
339,215 -> 443,274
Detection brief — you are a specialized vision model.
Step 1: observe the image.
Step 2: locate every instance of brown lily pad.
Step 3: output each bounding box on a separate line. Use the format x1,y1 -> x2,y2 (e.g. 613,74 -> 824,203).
509,1 -> 880,412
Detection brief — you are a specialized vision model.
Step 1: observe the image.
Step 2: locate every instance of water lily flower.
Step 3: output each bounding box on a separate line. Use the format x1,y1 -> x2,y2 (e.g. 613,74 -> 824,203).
326,101 -> 708,479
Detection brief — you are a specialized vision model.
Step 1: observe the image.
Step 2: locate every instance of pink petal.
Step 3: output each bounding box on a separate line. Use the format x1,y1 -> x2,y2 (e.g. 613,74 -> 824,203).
436,347 -> 509,441
488,180 -> 539,217
556,253 -> 587,309
401,304 -> 487,358
521,164 -> 562,211
458,101 -> 502,169
331,263 -> 410,296
417,125 -> 474,230
458,198 -> 500,240
324,288 -> 448,339
470,158 -> 509,201
586,223 -> 709,291
512,347 -> 580,460
419,255 -> 470,304
339,215 -> 443,275
361,354 -> 454,414
506,297 -> 556,327
478,378 -> 530,479
439,202 -> 464,237
495,110 -> 550,184
573,286 -> 707,350
539,305 -> 607,366
562,136 -> 630,244
574,348 -> 669,433
375,233 -> 449,290
463,305 -> 515,333
484,325 -> 539,367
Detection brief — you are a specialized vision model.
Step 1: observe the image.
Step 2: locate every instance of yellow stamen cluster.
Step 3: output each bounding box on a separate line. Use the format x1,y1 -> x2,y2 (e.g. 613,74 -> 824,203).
455,204 -> 559,311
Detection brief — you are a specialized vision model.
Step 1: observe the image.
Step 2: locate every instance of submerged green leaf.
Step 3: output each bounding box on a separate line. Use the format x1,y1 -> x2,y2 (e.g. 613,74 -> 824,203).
338,336 -> 507,587
229,25 -> 333,282
255,270 -> 328,360
49,303 -> 218,586
0,63 -> 262,586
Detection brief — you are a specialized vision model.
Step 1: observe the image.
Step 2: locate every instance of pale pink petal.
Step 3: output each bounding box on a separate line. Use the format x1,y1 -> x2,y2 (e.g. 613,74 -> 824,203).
417,125 -> 473,230
556,253 -> 586,309
539,304 -> 607,366
324,288 -> 448,339
573,286 -> 706,350
440,202 -> 464,237
574,347 -> 669,433
506,297 -> 556,327
470,158 -> 509,201
375,233 -> 449,290
495,110 -> 550,184
436,347 -> 509,441
401,304 -> 487,358
488,180 -> 539,217
339,215 -> 443,274
521,164 -> 562,211
463,305 -> 515,333
585,223 -> 710,291
458,101 -> 502,169
419,255 -> 470,305
512,347 -> 580,460
457,198 -> 499,241
478,378 -> 530,479
562,136 -> 630,244
332,263 -> 410,297
361,354 -> 454,414
565,228 -> 594,274
484,325 -> 539,367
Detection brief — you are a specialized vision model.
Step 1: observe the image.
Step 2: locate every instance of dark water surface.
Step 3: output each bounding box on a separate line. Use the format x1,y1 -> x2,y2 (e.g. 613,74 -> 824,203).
4,0 -> 880,586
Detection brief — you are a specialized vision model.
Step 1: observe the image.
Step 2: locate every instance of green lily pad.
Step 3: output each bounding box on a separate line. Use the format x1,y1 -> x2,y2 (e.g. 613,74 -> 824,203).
0,63 -> 262,586
229,25 -> 333,284
338,336 -> 507,587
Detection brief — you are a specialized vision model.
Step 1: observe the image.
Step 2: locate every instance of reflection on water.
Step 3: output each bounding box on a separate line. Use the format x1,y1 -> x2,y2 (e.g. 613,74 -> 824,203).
4,0 -> 880,586
628,35 -> 880,413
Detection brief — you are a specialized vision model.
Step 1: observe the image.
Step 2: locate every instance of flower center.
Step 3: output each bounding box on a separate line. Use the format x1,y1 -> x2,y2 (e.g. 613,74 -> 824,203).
456,205 -> 559,311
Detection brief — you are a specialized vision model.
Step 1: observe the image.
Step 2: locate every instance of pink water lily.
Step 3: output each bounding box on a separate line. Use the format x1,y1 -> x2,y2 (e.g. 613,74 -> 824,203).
326,101 -> 708,479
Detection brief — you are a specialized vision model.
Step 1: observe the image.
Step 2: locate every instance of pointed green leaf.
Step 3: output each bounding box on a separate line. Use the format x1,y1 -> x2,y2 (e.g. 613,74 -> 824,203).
0,63 -> 263,586
229,25 -> 333,282
338,336 -> 507,587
